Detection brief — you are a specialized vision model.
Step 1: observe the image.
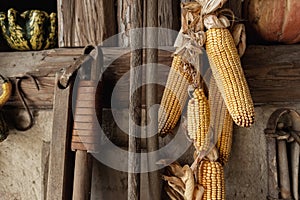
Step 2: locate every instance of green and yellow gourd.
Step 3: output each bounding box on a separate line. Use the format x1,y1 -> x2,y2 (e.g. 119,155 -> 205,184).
0,8 -> 57,51
0,75 -> 12,142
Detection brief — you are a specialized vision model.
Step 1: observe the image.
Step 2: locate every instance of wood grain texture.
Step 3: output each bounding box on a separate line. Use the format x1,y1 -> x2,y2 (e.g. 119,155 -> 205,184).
145,0 -> 162,199
0,48 -> 85,109
57,0 -> 116,47
118,0 -> 180,47
47,73 -> 75,200
128,0 -> 143,199
102,45 -> 300,107
242,45 -> 300,104
157,0 -> 180,45
2,45 -> 300,110
117,0 -> 131,47
72,151 -> 93,200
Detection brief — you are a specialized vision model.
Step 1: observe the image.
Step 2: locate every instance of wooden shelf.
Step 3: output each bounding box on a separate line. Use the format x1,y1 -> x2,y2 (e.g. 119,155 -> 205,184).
0,48 -> 85,109
1,44 -> 300,110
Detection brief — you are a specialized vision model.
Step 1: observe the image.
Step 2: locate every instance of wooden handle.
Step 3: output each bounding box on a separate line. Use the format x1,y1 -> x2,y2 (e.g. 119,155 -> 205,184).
72,150 -> 93,200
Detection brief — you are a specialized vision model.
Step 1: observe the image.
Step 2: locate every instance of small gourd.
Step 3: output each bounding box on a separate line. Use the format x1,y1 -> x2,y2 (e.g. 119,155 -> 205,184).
0,8 -> 57,50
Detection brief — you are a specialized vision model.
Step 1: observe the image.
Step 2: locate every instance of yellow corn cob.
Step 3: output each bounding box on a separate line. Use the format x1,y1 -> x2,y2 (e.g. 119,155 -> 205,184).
217,109 -> 233,165
187,88 -> 210,152
158,55 -> 193,136
205,28 -> 254,127
0,76 -> 12,108
198,160 -> 225,200
209,77 -> 233,165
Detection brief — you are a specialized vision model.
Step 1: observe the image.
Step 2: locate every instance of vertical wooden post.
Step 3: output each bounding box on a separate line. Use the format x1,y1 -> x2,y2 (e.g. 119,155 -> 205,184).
145,0 -> 161,199
158,0 -> 180,46
47,73 -> 75,200
118,0 -> 131,47
128,0 -> 143,200
57,0 -> 116,47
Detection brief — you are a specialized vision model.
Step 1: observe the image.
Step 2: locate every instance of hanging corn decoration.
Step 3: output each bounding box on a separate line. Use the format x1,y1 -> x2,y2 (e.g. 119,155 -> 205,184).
158,55 -> 193,136
187,88 -> 210,152
217,109 -> 233,165
205,28 -> 254,127
209,77 -> 233,165
198,160 -> 225,200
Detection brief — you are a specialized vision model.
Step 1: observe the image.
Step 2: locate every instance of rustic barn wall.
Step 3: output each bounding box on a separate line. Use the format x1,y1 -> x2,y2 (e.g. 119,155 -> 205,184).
0,0 -> 292,200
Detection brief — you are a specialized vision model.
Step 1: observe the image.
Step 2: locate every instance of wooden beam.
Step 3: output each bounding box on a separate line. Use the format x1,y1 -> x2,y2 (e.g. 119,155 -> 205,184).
0,48 -> 84,109
102,45 -> 300,107
2,45 -> 300,110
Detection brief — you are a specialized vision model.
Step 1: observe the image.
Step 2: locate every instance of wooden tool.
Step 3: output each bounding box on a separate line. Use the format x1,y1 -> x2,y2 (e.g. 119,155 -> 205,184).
71,46 -> 102,200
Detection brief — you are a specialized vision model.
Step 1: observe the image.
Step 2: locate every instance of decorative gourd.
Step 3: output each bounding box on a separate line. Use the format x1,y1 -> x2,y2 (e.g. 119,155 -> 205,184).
0,8 -> 57,50
246,0 -> 300,44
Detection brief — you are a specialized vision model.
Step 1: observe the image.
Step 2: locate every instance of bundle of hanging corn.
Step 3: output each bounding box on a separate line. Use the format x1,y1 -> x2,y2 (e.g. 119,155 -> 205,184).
161,0 -> 253,199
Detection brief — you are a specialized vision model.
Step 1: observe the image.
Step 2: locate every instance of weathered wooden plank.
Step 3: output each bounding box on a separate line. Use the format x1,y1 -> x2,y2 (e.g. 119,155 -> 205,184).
242,45 -> 300,104
2,45 -> 300,110
102,45 -> 300,107
0,48 -> 83,77
47,73 -> 75,200
72,151 -> 93,200
41,141 -> 51,200
127,0 -> 143,199
0,48 -> 84,109
145,0 -> 161,199
157,0 -> 180,46
57,0 -> 116,47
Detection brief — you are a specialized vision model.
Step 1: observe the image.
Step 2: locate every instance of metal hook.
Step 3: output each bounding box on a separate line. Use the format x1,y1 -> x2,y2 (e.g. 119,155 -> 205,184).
15,74 -> 39,131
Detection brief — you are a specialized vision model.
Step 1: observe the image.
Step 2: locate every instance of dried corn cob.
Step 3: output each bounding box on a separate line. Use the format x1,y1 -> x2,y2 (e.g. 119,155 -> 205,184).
209,77 -> 233,165
187,88 -> 210,152
0,75 -> 12,108
205,28 -> 254,127
198,160 -> 225,200
217,110 -> 233,165
158,55 -> 193,136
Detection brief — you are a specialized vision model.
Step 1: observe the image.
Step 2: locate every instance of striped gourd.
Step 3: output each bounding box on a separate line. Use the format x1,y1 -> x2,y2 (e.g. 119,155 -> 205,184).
187,88 -> 210,152
198,160 -> 225,200
205,28 -> 254,127
209,77 -> 233,165
158,55 -> 193,136
0,8 -> 57,51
